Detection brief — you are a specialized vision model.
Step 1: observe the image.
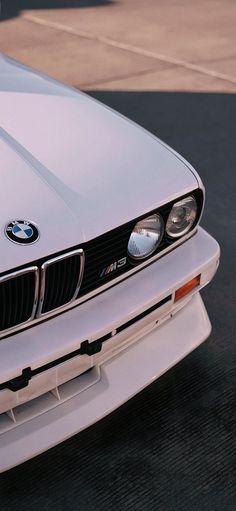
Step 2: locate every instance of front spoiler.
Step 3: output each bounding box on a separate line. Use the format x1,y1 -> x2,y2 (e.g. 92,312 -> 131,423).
0,292 -> 210,473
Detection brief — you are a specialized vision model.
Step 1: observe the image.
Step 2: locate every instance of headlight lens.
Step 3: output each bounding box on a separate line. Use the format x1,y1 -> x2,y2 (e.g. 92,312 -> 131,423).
128,214 -> 164,260
166,196 -> 197,238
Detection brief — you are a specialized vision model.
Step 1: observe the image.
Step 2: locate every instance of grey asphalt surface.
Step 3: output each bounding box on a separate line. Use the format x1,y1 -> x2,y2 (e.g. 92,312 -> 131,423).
0,1 -> 236,510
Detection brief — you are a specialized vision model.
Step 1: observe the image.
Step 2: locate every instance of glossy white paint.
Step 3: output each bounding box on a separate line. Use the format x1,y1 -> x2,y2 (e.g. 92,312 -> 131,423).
0,55 -> 219,472
0,54 -> 201,272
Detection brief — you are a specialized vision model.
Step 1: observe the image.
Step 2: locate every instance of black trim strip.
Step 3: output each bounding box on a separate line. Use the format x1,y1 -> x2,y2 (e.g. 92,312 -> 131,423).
116,295 -> 171,333
0,295 -> 171,393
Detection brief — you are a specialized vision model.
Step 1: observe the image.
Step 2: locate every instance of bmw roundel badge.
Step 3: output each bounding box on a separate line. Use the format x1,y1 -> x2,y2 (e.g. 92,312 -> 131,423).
5,220 -> 39,245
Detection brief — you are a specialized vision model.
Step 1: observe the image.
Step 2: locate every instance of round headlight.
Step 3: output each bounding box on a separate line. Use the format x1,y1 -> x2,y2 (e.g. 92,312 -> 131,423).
128,214 -> 164,260
166,196 -> 197,238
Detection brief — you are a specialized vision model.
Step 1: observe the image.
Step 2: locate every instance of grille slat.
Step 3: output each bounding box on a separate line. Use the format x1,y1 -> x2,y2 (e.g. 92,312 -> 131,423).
1,280 -> 7,329
18,273 -> 24,324
40,250 -> 83,315
84,231 -> 134,252
84,240 -> 131,262
63,258 -> 74,305
47,262 -> 56,312
12,278 -> 18,327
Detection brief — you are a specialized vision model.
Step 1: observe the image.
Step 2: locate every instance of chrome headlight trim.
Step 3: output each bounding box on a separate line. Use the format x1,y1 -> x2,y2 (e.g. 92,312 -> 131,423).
166,195 -> 197,238
128,213 -> 164,260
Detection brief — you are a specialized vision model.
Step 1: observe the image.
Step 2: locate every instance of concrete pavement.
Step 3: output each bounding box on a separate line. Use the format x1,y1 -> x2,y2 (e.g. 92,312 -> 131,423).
0,0 -> 236,91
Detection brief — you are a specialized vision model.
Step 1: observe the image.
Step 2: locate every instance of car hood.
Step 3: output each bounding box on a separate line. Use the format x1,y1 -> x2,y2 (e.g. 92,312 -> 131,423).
0,55 -> 199,273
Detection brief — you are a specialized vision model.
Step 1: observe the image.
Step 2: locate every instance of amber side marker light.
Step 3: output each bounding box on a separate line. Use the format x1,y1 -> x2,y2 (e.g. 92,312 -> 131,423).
174,275 -> 201,302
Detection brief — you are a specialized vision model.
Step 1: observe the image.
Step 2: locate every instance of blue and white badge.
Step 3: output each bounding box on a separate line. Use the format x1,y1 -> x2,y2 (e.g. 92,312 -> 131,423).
5,220 -> 39,245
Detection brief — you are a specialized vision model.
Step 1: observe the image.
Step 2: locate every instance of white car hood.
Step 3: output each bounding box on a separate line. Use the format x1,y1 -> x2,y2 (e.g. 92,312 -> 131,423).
0,55 -> 199,273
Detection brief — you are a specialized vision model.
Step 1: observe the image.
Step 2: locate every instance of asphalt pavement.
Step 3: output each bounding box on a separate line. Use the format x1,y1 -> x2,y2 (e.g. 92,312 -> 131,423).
0,1 -> 235,510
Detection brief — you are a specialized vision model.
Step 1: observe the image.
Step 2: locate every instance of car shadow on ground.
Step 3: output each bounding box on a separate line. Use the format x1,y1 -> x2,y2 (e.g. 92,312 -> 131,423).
0,89 -> 235,510
0,0 -> 113,21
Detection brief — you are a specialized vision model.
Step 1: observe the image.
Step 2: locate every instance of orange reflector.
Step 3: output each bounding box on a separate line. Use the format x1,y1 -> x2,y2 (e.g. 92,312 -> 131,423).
174,275 -> 201,302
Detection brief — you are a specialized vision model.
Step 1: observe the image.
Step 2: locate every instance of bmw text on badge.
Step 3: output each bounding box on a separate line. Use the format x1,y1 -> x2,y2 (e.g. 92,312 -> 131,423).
5,220 -> 39,245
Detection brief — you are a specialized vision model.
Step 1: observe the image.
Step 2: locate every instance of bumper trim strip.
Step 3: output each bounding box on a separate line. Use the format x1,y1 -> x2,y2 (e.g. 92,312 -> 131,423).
0,294 -> 171,393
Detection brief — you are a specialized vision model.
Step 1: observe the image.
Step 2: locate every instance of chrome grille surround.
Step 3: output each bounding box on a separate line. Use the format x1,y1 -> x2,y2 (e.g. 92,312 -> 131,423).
37,249 -> 85,318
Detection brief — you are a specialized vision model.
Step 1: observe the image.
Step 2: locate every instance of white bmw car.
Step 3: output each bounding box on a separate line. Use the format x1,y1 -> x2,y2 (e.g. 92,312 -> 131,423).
0,54 -> 219,472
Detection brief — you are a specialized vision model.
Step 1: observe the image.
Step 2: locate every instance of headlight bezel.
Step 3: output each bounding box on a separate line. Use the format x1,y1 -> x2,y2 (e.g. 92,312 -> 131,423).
128,213 -> 164,261
165,195 -> 198,239
127,188 -> 203,264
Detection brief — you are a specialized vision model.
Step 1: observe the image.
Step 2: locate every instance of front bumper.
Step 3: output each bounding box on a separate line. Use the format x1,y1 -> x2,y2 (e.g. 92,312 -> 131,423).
0,227 -> 219,472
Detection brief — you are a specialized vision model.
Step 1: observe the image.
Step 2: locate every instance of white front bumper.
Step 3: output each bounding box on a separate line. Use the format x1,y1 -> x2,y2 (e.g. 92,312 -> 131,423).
0,227 -> 219,472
